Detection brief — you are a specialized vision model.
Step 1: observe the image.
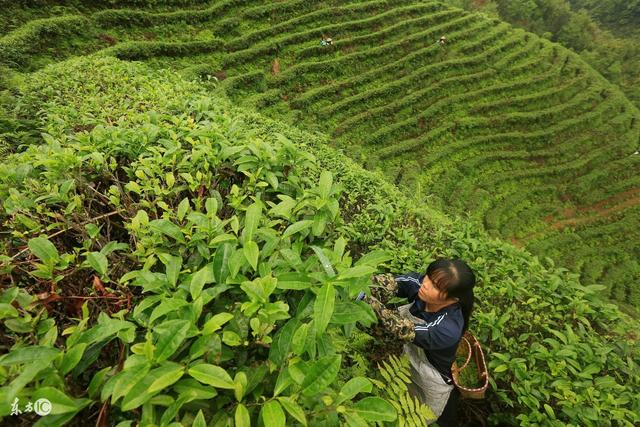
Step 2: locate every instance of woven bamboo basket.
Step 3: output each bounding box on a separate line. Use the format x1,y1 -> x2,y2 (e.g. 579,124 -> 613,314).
451,331 -> 489,399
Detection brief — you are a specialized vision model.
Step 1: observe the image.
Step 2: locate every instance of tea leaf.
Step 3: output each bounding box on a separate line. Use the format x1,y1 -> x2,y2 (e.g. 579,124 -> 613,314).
277,396 -> 307,426
351,397 -> 397,421
28,237 -> 60,266
282,220 -> 312,239
202,312 -> 234,335
190,266 -> 212,301
313,283 -> 335,337
154,319 -> 190,362
235,403 -> 250,427
244,202 -> 262,242
318,171 -> 333,200
193,410 -> 207,427
243,240 -> 259,271
188,364 -> 235,389
150,219 -> 185,243
300,355 -> 341,396
337,377 -> 373,404
261,400 -> 285,427
32,387 -> 91,415
87,252 -> 108,276
158,253 -> 182,288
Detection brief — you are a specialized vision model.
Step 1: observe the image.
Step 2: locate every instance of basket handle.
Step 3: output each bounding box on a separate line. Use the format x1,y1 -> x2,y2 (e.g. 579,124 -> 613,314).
457,335 -> 472,371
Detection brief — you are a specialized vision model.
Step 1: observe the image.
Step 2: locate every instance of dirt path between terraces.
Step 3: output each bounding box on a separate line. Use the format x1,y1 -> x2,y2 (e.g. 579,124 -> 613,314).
511,187 -> 640,247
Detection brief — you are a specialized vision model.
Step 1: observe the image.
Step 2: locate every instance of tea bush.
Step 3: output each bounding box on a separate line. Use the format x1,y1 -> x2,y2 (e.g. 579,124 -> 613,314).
0,56 -> 638,427
0,83 -> 396,425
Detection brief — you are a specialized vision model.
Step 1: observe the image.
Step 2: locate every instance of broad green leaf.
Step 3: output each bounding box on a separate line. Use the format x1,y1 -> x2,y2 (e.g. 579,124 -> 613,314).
318,170 -> 333,200
158,253 -> 182,288
148,363 -> 185,393
59,343 -> 88,375
291,323 -> 309,356
0,302 -> 19,319
173,378 -> 217,400
277,396 -> 307,426
351,397 -> 397,421
331,302 -> 376,325
120,364 -> 174,411
261,400 -> 285,427
333,237 -> 347,260
150,219 -> 185,243
343,411 -> 369,427
177,197 -> 190,221
243,240 -> 259,271
206,197 -> 218,215
243,202 -> 262,242
241,276 -> 277,303
300,355 -> 341,396
354,250 -> 392,267
222,330 -> 242,346
75,318 -> 135,346
275,272 -> 311,290
234,371 -> 247,401
87,252 -> 108,276
311,213 -> 327,237
28,237 -> 60,266
190,266 -> 212,301
202,312 -> 234,335
154,319 -> 191,362
210,233 -> 237,246
337,377 -> 372,404
270,195 -> 296,219
88,367 -> 111,399
265,171 -> 279,189
310,246 -> 335,277
4,362 -> 48,403
213,244 -> 232,284
189,333 -> 221,361
228,249 -> 245,279
188,364 -> 235,389
274,367 -> 293,397
235,403 -> 250,427
160,394 -> 190,426
282,220 -> 313,239
313,283 -> 335,337
102,362 -> 151,404
0,346 -> 60,366
337,265 -> 376,281
193,410 -> 207,427
31,387 -> 90,415
149,298 -> 189,325
269,318 -> 300,366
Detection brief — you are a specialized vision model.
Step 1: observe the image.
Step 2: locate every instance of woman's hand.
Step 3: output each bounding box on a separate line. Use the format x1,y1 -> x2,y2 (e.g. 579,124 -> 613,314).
365,294 -> 415,343
370,274 -> 398,304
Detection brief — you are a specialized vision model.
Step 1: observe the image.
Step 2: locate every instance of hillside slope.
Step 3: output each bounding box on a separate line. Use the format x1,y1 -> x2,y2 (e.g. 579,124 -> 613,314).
0,0 -> 638,313
0,56 -> 638,426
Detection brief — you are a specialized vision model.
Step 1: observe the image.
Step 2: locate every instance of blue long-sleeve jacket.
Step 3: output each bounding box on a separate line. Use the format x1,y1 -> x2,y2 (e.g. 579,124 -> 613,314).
395,272 -> 464,385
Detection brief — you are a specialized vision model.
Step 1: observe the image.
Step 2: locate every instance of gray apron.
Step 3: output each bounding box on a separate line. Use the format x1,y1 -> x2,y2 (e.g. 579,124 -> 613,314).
398,303 -> 455,423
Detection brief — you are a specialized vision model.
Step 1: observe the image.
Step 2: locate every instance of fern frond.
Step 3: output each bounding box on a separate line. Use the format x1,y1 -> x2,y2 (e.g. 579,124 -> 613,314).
373,353 -> 437,425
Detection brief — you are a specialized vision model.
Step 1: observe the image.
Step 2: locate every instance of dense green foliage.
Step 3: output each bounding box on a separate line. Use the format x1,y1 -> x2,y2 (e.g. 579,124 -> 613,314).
0,57 -> 638,426
1,0 -> 640,424
452,0 -> 640,110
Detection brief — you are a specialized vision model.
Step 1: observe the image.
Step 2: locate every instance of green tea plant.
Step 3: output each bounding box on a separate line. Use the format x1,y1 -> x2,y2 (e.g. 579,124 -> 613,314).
0,53 -> 638,426
0,88 -> 399,425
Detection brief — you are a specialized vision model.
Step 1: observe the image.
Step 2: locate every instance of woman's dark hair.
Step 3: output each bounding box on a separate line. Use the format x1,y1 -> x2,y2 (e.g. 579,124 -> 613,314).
425,258 -> 476,333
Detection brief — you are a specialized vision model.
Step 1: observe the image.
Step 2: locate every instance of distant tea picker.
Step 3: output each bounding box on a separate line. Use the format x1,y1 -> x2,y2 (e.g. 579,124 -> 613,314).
320,34 -> 334,46
358,259 -> 488,426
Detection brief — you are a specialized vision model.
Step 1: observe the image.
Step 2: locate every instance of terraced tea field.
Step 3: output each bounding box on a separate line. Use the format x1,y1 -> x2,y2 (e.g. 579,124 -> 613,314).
2,0 -> 639,311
